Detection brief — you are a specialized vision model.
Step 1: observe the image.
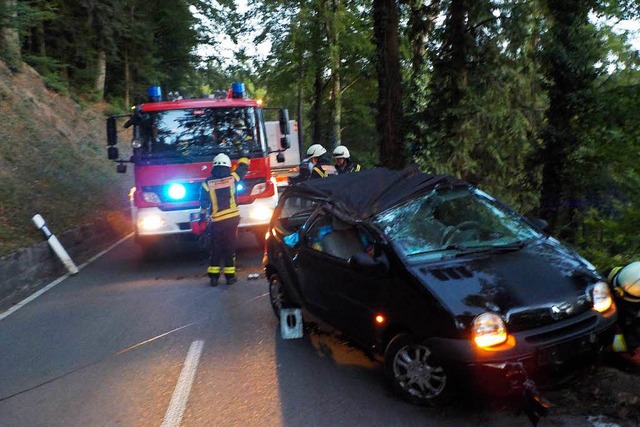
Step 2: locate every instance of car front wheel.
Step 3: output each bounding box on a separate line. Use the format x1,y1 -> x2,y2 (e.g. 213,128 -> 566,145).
384,333 -> 453,406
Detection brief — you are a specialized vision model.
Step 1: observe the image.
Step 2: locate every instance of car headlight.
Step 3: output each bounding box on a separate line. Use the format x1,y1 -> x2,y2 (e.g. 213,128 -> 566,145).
592,280 -> 613,313
472,312 -> 507,348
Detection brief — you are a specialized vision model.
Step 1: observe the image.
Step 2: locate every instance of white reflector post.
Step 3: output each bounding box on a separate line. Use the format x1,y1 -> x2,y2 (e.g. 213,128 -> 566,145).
280,308 -> 303,339
31,214 -> 79,275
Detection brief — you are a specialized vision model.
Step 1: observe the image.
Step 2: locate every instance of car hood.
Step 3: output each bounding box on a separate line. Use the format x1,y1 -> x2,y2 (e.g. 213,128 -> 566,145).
407,238 -> 601,329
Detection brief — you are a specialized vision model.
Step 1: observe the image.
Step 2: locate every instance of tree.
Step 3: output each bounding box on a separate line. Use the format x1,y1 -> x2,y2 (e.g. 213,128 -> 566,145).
373,0 -> 406,169
538,0 -> 602,237
1,0 -> 21,68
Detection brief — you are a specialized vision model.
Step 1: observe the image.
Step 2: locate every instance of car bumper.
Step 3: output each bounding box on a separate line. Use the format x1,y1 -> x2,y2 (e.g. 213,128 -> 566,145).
422,310 -> 617,394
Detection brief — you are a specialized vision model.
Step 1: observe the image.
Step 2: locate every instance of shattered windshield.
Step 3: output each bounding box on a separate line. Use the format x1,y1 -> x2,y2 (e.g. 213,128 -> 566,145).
137,107 -> 263,161
373,187 -> 541,258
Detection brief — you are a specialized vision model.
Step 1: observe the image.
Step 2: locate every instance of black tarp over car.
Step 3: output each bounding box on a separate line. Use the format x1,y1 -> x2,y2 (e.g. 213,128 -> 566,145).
290,166 -> 466,219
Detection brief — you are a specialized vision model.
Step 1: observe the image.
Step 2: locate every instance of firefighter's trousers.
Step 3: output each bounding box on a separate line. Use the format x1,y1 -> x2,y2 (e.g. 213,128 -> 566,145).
207,216 -> 240,280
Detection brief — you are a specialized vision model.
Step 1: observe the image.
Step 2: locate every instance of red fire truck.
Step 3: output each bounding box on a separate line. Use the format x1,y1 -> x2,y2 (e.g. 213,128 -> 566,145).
106,83 -> 292,250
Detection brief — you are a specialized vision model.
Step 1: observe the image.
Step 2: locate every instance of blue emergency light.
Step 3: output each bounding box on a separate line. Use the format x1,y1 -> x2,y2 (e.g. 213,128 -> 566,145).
148,86 -> 162,102
231,82 -> 246,99
168,183 -> 187,200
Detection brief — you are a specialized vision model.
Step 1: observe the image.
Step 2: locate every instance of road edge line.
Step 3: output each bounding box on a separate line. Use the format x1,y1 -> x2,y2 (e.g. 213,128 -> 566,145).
0,233 -> 133,321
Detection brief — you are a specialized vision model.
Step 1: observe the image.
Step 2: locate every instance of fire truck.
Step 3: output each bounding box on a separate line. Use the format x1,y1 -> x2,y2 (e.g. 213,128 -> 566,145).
106,83 -> 292,250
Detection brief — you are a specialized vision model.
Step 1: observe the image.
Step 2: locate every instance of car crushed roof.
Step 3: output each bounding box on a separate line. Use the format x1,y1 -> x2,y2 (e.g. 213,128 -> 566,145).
286,166 -> 467,220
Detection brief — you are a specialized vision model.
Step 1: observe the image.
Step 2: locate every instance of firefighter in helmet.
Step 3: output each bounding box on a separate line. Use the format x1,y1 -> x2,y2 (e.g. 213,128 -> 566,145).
289,144 -> 329,184
608,261 -> 640,365
332,145 -> 362,174
199,153 -> 249,286
223,118 -> 253,153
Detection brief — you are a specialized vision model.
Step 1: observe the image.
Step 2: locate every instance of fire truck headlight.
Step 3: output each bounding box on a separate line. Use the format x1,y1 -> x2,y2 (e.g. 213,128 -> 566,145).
250,182 -> 267,196
139,215 -> 164,231
249,205 -> 273,221
168,183 -> 187,200
142,192 -> 161,204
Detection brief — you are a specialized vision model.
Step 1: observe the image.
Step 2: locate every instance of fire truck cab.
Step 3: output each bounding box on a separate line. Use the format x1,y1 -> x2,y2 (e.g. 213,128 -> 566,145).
106,83 -> 291,249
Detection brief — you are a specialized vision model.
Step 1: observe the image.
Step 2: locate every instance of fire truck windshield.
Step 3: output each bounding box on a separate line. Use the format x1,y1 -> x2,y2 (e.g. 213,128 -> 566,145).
137,107 -> 263,161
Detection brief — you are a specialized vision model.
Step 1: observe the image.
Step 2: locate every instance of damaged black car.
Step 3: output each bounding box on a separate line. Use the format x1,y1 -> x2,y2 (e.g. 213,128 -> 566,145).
263,167 -> 617,406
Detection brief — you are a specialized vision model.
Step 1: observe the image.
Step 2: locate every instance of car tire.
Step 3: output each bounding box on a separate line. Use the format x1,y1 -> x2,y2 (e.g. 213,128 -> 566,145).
384,333 -> 453,406
268,274 -> 295,319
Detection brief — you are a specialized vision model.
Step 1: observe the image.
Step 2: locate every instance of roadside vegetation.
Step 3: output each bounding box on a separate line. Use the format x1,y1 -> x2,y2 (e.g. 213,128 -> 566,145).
0,61 -> 132,256
0,1 -> 639,269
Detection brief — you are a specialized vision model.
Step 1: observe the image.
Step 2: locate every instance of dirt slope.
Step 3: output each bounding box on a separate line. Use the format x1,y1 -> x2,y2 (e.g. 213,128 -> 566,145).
0,60 -> 132,256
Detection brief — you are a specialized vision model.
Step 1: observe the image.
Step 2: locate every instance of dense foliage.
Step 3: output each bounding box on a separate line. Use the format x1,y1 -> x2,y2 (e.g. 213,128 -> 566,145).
1,0 -> 639,268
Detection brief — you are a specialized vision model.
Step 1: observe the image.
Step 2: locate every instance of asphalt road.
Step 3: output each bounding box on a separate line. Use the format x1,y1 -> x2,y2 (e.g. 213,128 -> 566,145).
0,234 -> 600,427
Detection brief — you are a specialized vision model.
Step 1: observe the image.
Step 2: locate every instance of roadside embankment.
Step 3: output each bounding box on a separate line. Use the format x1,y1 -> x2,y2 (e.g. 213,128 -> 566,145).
0,211 -> 132,312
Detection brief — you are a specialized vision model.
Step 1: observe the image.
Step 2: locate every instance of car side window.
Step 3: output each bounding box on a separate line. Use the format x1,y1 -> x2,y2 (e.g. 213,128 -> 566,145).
306,213 -> 370,261
275,196 -> 317,235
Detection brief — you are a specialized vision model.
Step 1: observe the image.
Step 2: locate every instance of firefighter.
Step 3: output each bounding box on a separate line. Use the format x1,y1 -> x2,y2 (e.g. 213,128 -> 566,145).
223,118 -> 253,153
289,144 -> 329,184
607,261 -> 640,365
199,153 -> 249,287
332,145 -> 362,174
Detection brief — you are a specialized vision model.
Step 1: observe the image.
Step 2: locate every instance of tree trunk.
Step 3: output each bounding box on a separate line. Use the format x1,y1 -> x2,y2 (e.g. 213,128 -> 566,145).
124,49 -> 131,108
325,0 -> 342,149
94,49 -> 106,100
373,0 -> 406,169
311,60 -> 324,147
1,0 -> 21,68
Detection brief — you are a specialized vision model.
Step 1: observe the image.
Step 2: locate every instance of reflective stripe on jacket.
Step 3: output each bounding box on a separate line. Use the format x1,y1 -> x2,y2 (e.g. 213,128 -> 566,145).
200,157 -> 249,222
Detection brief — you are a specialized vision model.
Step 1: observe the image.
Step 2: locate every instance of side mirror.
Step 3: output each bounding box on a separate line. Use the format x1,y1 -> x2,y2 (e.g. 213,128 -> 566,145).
107,117 -> 118,146
348,251 -> 389,276
280,135 -> 290,150
107,146 -> 119,160
279,109 -> 290,135
276,152 -> 285,163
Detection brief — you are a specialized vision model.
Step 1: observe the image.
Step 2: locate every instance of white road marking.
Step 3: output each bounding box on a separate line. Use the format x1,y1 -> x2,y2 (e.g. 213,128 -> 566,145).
161,340 -> 204,427
0,233 -> 132,321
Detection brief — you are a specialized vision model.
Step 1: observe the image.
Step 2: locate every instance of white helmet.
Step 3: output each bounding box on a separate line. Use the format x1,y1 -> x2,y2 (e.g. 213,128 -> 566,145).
306,144 -> 327,159
213,153 -> 231,168
332,145 -> 350,159
616,261 -> 640,302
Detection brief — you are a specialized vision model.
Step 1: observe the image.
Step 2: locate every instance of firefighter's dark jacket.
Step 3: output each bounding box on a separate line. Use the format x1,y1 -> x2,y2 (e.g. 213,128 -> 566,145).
336,158 -> 362,174
289,158 -> 329,184
199,157 -> 249,222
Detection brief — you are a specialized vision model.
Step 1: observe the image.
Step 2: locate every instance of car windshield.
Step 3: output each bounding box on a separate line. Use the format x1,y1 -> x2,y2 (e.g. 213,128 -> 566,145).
138,107 -> 263,160
373,186 -> 541,258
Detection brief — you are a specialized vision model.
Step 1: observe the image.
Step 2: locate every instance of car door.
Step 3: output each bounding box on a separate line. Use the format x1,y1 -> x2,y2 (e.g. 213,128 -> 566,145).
269,194 -> 319,304
293,210 -> 337,316
301,213 -> 388,346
